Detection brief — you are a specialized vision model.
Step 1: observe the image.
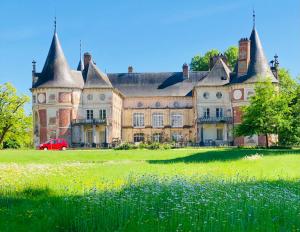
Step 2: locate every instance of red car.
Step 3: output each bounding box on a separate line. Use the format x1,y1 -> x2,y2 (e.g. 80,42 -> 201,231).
39,138 -> 68,150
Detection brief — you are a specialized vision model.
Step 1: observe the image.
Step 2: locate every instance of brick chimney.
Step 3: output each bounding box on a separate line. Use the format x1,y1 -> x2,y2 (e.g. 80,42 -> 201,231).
237,38 -> 250,77
84,52 -> 92,68
182,63 -> 189,79
128,66 -> 133,73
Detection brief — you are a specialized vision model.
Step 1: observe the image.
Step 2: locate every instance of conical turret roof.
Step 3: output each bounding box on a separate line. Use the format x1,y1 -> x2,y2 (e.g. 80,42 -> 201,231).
77,59 -> 84,71
246,28 -> 278,83
33,32 -> 83,88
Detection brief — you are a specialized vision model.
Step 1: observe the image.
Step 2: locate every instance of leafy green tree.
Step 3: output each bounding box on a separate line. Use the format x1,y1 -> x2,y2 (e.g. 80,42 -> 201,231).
235,78 -> 289,148
277,69 -> 300,146
224,46 -> 238,69
190,49 -> 219,71
190,46 -> 238,71
0,83 -> 31,149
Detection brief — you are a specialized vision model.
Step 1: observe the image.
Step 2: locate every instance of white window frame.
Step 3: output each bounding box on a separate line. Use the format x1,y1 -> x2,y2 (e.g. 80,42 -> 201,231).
133,113 -> 145,128
99,109 -> 107,120
172,133 -> 182,142
134,133 -> 144,142
152,112 -> 164,128
171,113 -> 183,128
87,110 -> 94,120
153,133 -> 162,142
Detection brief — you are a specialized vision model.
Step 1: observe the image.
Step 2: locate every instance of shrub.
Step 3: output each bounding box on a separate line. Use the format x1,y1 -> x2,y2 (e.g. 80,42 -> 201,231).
147,142 -> 160,150
114,142 -> 137,150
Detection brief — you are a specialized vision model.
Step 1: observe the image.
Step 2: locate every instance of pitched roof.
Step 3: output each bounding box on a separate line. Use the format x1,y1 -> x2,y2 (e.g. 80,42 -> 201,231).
107,71 -> 208,97
197,57 -> 231,86
83,62 -> 113,88
33,32 -> 84,88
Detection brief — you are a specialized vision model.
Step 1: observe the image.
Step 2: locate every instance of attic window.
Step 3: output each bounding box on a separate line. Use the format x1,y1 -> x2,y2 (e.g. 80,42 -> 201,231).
155,102 -> 161,108
174,101 -> 180,108
203,92 -> 209,99
216,92 -> 222,99
87,94 -> 93,101
100,94 -> 106,101
137,102 -> 143,108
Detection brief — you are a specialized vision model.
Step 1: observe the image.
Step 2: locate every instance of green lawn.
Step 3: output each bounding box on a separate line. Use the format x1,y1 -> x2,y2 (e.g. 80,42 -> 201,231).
0,148 -> 299,231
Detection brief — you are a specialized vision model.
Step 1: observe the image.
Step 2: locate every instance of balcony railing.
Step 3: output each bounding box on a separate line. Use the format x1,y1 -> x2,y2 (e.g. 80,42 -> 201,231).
72,118 -> 107,125
198,116 -> 233,124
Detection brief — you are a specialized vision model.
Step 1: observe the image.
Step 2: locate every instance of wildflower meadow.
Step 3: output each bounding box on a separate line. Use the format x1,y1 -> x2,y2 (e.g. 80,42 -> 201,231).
0,148 -> 299,231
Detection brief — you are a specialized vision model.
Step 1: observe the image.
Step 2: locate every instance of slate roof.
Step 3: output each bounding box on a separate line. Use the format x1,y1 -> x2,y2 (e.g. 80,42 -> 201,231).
107,71 -> 208,97
198,57 -> 231,86
83,62 -> 113,88
77,59 -> 84,71
32,32 -> 84,89
33,26 -> 277,94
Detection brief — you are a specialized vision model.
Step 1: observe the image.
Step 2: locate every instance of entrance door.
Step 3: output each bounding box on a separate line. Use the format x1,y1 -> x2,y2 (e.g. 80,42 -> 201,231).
99,131 -> 105,143
86,130 -> 93,144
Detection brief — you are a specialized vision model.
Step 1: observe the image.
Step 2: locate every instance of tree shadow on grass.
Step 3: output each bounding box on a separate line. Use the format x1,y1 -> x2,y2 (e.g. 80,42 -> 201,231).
148,148 -> 300,164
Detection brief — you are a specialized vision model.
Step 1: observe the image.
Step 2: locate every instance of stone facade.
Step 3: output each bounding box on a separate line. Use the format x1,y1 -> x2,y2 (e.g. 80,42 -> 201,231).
31,23 -> 279,148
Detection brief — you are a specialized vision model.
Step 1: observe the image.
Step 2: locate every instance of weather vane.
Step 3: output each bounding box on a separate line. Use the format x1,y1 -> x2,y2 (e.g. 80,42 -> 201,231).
252,9 -> 256,28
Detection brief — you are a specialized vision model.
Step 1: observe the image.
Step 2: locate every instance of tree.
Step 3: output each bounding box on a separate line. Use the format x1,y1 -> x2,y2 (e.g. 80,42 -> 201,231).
0,83 -> 31,149
224,46 -> 238,69
277,69 -> 300,146
190,46 -> 238,71
235,78 -> 289,148
190,49 -> 219,71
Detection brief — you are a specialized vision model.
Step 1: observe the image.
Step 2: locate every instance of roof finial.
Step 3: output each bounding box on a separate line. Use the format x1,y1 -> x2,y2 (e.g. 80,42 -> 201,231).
54,16 -> 57,33
252,8 -> 256,29
80,40 -> 82,58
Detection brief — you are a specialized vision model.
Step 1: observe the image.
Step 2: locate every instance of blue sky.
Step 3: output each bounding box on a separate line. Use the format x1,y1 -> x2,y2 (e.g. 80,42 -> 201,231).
0,0 -> 299,101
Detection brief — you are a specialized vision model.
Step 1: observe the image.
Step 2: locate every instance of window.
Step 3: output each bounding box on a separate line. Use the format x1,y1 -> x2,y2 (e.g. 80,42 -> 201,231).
171,113 -> 183,127
173,101 -> 180,108
99,109 -> 106,120
204,108 -> 210,118
153,133 -> 162,142
133,113 -> 144,128
100,94 -> 106,101
137,102 -> 143,108
217,129 -> 223,140
152,113 -> 163,128
172,133 -> 182,142
155,102 -> 161,108
216,92 -> 222,99
216,108 -> 223,118
134,133 -> 144,142
87,110 -> 94,120
87,94 -> 93,101
203,92 -> 209,99
49,94 -> 56,102
32,95 -> 36,104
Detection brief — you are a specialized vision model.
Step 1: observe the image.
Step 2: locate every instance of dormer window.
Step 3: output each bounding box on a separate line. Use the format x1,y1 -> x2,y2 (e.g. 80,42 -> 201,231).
203,92 -> 209,99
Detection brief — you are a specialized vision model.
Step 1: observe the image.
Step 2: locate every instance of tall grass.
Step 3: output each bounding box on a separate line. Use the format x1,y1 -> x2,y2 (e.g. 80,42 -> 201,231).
0,148 -> 299,231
